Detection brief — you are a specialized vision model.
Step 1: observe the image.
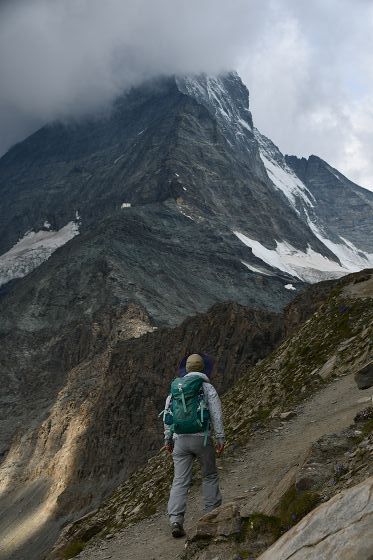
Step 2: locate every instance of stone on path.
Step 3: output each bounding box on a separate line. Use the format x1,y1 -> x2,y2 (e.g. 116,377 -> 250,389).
279,411 -> 297,420
193,503 -> 242,540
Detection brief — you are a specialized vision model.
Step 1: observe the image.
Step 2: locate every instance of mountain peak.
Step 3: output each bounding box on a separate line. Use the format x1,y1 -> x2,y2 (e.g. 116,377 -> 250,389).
176,72 -> 254,149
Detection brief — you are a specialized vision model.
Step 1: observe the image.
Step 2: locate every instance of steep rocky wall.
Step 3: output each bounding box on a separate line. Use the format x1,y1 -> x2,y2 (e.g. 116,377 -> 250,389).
0,300 -> 284,560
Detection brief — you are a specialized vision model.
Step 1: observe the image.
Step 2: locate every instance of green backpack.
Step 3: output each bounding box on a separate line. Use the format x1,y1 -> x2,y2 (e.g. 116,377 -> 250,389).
163,376 -> 210,439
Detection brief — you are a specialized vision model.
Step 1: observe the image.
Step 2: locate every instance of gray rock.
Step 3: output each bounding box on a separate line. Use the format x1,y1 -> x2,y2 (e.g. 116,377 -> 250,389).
295,462 -> 331,492
193,503 -> 242,539
318,355 -> 337,380
258,477 -> 373,560
354,362 -> 373,390
295,432 -> 353,492
279,411 -> 297,420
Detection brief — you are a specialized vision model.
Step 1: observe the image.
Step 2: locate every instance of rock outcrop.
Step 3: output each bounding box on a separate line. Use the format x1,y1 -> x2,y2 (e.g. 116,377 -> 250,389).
258,477 -> 373,560
355,362 -> 373,390
193,503 -> 242,540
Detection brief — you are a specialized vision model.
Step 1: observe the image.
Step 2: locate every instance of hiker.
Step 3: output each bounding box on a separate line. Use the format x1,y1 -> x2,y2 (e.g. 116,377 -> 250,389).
162,353 -> 225,538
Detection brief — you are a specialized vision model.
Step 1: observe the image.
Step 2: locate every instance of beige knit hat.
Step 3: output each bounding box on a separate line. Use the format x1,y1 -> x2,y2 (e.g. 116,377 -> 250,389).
186,353 -> 205,373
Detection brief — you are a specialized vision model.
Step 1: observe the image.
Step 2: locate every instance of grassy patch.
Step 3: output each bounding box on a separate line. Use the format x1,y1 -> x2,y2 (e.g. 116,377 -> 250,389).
255,407 -> 271,421
62,540 -> 85,559
276,485 -> 320,529
236,550 -> 251,559
239,513 -> 282,542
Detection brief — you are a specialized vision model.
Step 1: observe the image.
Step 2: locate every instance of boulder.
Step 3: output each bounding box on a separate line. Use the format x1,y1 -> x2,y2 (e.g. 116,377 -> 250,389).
193,503 -> 242,539
258,477 -> 373,560
295,462 -> 330,492
354,362 -> 373,390
295,432 -> 351,492
279,411 -> 297,420
318,355 -> 337,380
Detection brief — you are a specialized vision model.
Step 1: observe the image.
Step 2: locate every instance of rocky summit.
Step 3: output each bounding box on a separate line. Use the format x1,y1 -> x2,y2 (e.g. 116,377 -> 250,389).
1,73 -> 373,307
0,71 -> 372,560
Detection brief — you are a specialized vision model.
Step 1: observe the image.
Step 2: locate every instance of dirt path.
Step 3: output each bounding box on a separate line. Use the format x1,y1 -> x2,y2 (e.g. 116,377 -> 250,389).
77,373 -> 368,560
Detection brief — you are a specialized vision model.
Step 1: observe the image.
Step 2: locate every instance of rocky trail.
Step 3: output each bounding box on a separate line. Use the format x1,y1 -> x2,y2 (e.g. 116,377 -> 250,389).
76,372 -> 368,560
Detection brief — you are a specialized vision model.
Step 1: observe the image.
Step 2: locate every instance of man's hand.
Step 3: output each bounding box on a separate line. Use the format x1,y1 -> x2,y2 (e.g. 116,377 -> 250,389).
162,441 -> 174,454
216,442 -> 225,457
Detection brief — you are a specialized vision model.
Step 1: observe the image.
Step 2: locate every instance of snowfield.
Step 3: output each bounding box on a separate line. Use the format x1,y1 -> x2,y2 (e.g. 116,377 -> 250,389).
306,215 -> 373,272
254,129 -> 315,209
0,220 -> 80,287
234,230 -> 373,283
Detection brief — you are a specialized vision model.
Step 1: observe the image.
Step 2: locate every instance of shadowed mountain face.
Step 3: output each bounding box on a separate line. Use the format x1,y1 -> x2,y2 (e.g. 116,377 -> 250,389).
0,74 -> 321,255
0,74 -> 313,331
0,300 -> 285,560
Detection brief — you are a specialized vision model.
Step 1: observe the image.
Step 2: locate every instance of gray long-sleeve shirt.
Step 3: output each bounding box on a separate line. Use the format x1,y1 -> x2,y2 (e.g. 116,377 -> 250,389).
163,372 -> 225,443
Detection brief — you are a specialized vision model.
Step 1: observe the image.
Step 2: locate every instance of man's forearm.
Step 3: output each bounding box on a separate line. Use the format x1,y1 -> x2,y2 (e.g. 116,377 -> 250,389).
205,385 -> 225,441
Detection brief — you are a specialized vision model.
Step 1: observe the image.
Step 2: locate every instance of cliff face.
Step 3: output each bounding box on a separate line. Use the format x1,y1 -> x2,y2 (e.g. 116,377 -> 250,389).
0,299 -> 285,560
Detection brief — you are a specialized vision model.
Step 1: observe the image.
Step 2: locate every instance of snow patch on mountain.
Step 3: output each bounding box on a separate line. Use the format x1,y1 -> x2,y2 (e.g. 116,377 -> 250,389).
241,261 -> 272,276
306,216 -> 373,272
0,220 -> 80,287
234,231 -> 353,283
255,129 -> 315,209
237,118 -> 252,132
179,210 -> 194,221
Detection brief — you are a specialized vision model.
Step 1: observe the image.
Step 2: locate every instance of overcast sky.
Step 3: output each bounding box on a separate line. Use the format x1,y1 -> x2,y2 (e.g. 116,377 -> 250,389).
0,0 -> 372,190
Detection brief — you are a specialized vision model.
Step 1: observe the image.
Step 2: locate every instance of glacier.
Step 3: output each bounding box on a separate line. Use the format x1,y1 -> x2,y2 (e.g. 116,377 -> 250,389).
234,230 -> 373,283
0,220 -> 80,287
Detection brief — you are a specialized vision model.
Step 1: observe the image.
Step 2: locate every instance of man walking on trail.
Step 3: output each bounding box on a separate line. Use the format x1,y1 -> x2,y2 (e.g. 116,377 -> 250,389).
163,353 -> 225,538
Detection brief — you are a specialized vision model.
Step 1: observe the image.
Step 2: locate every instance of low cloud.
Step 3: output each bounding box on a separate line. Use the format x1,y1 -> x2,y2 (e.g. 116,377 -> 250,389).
1,0 -> 372,190
0,0 -> 265,151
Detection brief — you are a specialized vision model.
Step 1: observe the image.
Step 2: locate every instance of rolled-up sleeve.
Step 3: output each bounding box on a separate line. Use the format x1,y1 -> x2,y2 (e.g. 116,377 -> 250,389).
204,383 -> 225,442
163,394 -> 173,441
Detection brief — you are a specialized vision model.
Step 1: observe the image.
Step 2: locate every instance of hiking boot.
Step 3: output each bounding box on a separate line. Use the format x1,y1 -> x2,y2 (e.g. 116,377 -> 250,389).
171,522 -> 185,538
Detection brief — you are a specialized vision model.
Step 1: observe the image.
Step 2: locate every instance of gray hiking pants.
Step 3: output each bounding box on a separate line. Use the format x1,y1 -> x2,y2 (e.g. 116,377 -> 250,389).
167,435 -> 222,525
